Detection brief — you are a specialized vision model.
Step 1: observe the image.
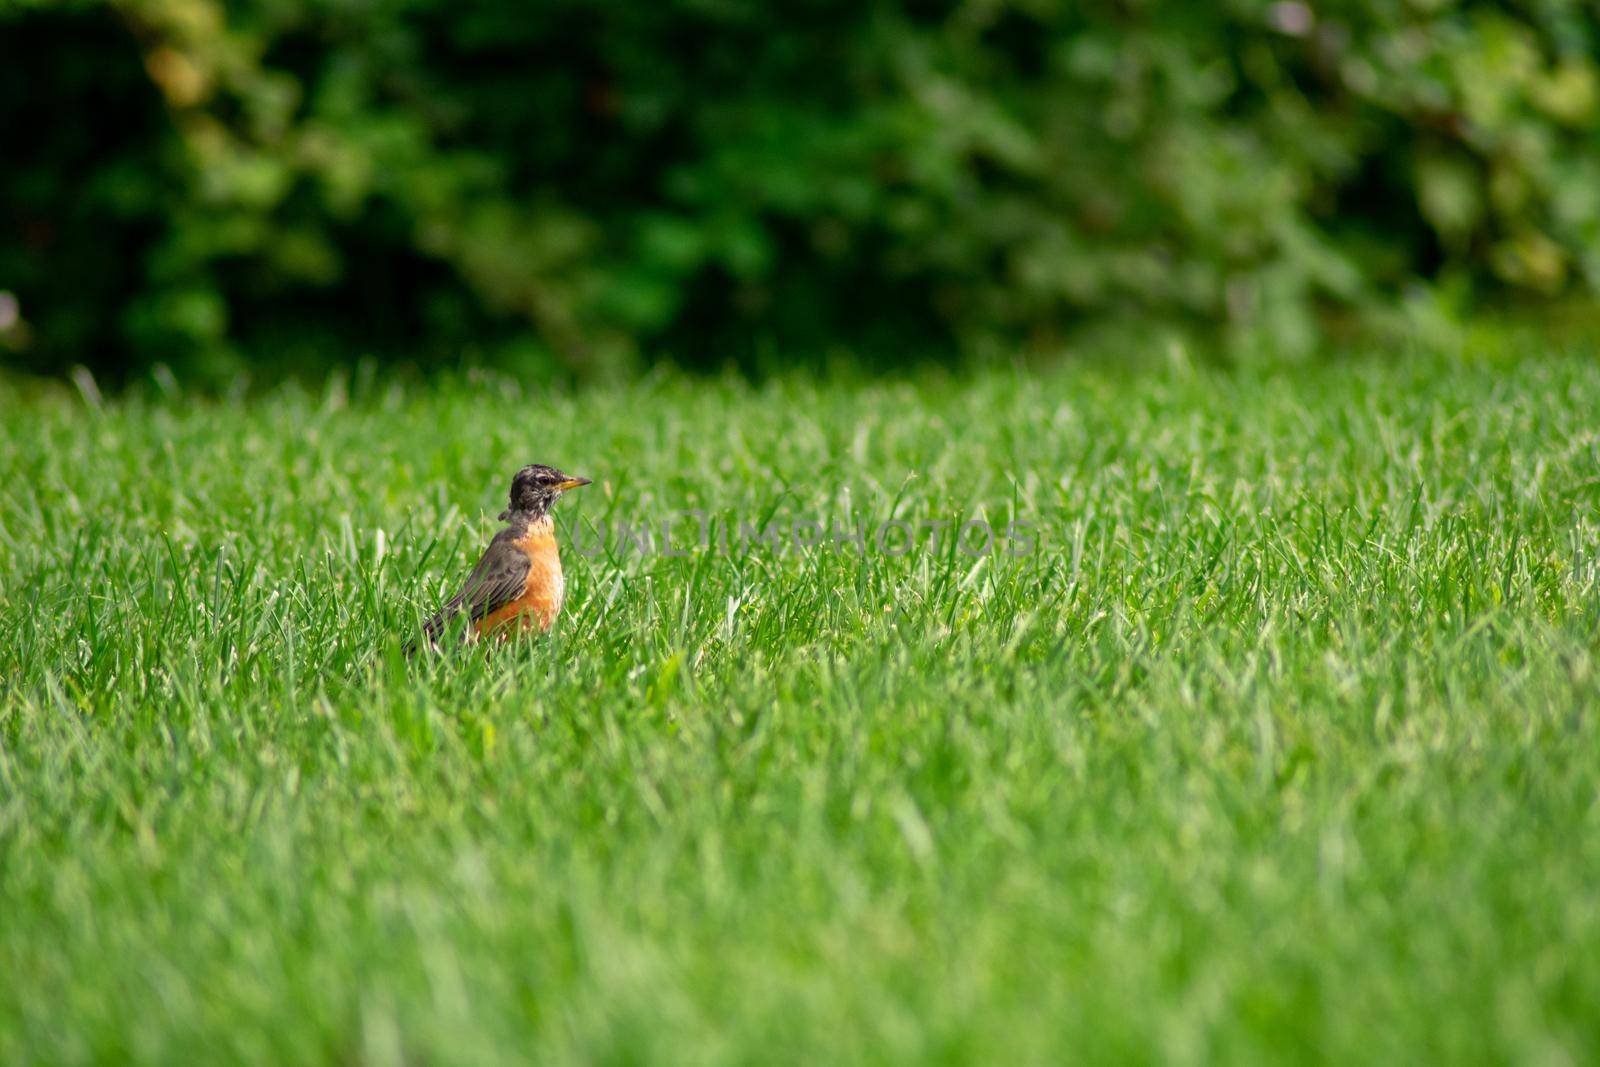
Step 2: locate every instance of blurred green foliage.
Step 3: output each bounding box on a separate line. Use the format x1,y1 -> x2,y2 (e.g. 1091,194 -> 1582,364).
3,0 -> 1599,382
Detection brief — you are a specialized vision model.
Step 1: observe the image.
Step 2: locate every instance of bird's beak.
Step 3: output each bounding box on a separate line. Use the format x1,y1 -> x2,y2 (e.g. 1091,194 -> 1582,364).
557,476 -> 592,491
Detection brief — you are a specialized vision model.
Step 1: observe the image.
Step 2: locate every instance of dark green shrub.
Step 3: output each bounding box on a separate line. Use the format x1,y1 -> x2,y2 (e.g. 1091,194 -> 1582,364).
4,0 -> 1597,382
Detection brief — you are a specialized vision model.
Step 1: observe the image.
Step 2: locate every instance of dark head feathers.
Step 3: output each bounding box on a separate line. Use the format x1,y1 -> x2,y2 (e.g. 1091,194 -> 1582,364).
499,464 -> 592,521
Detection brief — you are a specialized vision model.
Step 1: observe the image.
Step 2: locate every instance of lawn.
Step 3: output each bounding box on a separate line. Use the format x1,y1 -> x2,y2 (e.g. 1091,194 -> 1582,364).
3,341 -> 1600,1064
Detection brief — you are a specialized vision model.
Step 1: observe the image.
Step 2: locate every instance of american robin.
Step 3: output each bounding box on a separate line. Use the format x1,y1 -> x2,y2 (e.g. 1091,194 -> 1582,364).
410,464 -> 591,650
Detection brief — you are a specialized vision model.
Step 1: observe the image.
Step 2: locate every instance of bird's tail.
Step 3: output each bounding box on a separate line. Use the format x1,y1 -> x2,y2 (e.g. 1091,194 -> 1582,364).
405,605 -> 472,657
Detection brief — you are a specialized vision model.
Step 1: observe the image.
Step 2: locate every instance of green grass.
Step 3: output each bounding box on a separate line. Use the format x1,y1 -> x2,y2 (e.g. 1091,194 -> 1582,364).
3,342 -> 1600,1065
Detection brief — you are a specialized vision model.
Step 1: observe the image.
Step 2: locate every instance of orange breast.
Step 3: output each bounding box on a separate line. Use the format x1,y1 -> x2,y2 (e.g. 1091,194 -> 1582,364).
474,529 -> 565,638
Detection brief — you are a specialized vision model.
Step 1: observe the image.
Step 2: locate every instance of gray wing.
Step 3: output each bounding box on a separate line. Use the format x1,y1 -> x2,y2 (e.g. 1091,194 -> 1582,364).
411,534 -> 532,649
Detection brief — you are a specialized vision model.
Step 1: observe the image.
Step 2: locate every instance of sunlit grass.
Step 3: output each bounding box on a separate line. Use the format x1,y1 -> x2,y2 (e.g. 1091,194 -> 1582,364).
3,343 -> 1600,1064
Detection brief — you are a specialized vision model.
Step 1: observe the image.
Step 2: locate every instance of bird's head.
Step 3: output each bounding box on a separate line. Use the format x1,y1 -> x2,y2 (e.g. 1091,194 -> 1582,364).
501,463 -> 591,520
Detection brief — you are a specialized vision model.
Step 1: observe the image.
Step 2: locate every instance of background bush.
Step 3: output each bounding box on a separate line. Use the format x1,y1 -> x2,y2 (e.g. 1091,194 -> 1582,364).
4,0 -> 1599,383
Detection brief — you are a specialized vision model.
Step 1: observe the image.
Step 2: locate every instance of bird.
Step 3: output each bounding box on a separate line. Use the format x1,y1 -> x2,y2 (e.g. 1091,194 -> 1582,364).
409,464 -> 592,651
